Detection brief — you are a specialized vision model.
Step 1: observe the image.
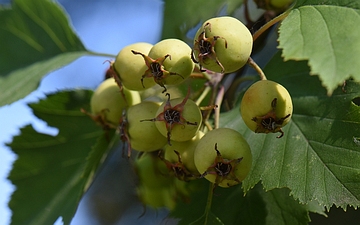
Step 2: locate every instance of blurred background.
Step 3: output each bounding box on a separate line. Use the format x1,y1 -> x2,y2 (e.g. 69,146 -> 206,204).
0,0 -> 167,224
0,0 -> 359,224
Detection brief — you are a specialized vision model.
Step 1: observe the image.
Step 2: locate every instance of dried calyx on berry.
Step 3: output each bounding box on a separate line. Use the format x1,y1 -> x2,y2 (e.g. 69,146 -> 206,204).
194,128 -> 252,189
140,89 -> 202,145
192,16 -> 253,74
240,80 -> 293,138
133,38 -> 194,93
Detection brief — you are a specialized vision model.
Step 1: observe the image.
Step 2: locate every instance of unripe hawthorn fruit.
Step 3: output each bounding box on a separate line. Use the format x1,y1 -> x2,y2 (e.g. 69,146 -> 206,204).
147,39 -> 195,87
134,153 -> 173,189
137,185 -> 176,209
137,185 -> 166,208
192,16 -> 253,74
164,131 -> 204,175
114,42 -> 156,90
194,128 -> 252,188
90,78 -> 141,125
127,101 -> 167,151
240,80 -> 293,138
152,93 -> 202,143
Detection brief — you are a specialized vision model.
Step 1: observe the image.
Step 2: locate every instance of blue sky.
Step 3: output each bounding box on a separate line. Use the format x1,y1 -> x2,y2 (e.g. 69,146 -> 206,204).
0,0 -> 163,224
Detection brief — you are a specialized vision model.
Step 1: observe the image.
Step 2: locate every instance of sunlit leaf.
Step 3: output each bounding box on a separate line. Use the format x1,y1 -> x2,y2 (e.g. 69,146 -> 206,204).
7,90 -> 116,225
278,2 -> 360,94
294,0 -> 360,9
222,52 -> 360,209
0,0 -> 88,106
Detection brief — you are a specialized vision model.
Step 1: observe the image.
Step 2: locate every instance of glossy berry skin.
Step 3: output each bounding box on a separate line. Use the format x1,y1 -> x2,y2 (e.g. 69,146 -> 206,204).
90,78 -> 141,126
192,16 -> 253,73
114,42 -> 156,90
127,101 -> 167,152
148,39 -> 195,86
194,128 -> 252,188
240,80 -> 293,137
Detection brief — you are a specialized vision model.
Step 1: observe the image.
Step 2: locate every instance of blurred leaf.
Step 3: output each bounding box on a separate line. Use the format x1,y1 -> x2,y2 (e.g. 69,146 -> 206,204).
169,180 -> 212,225
278,2 -> 360,94
0,52 -> 87,106
221,52 -> 360,210
7,90 -> 116,225
170,179 -> 314,225
161,0 -> 243,41
0,0 -> 88,106
188,212 -> 224,225
212,184 -> 266,225
170,179 -> 266,225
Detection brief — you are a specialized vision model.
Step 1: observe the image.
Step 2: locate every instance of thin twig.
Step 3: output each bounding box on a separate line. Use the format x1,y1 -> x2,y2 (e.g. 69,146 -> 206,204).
214,85 -> 225,129
195,85 -> 212,106
252,10 -> 290,41
247,57 -> 267,80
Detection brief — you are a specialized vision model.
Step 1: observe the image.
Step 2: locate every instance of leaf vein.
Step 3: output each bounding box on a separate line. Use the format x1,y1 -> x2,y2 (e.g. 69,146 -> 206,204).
2,25 -> 44,52
306,140 -> 360,203
290,118 -> 360,205
312,6 -> 337,77
293,114 -> 360,125
18,2 -> 67,52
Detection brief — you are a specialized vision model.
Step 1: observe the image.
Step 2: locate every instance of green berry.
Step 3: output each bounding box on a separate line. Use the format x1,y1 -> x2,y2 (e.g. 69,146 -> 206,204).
194,128 -> 252,188
154,94 -> 202,143
240,80 -> 293,138
127,101 -> 167,151
192,16 -> 253,73
164,131 -> 204,175
114,42 -> 156,90
148,38 -> 195,86
90,78 -> 141,125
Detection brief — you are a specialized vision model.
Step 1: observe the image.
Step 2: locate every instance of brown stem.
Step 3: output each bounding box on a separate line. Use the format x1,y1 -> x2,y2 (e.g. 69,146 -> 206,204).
252,10 -> 290,41
190,72 -> 207,79
214,86 -> 224,129
247,57 -> 267,80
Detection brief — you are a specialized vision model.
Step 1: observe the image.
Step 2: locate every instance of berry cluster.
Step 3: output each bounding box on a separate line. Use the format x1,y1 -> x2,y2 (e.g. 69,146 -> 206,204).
85,16 -> 293,209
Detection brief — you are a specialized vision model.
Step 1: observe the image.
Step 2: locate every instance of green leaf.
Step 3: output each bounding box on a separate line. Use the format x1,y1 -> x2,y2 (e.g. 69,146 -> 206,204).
278,3 -> 360,94
0,0 -> 88,106
0,52 -> 87,106
260,187 -> 315,225
170,179 -> 266,225
189,212 -> 225,225
294,0 -> 360,9
161,0 -> 243,41
169,180 -> 214,225
7,90 -> 116,225
222,52 -> 360,210
305,200 -> 327,217
170,179 -> 316,225
212,184 -> 267,225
